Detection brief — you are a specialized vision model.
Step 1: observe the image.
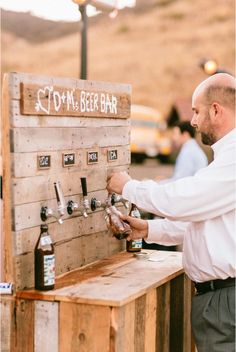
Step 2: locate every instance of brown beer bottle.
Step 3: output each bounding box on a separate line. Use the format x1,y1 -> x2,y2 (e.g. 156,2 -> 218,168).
105,205 -> 132,240
126,204 -> 142,252
34,224 -> 55,290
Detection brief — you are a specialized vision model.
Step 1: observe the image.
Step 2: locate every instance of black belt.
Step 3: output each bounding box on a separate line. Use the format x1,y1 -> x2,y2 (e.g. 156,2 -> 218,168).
194,277 -> 235,295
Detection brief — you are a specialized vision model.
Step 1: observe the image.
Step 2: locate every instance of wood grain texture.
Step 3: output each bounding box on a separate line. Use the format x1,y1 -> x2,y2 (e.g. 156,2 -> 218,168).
110,301 -> 135,352
169,274 -> 184,352
59,302 -> 110,352
144,288 -> 157,352
2,73 -> 14,283
21,83 -> 131,118
156,282 -> 170,352
14,299 -> 34,352
0,297 -> 15,352
10,100 -> 131,128
12,145 -> 130,178
11,126 -> 130,153
34,301 -> 58,352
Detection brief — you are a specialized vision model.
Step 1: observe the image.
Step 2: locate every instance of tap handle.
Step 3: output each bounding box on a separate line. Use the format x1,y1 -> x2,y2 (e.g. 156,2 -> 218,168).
111,193 -> 116,206
80,177 -> 88,197
54,182 -> 60,203
54,181 -> 65,207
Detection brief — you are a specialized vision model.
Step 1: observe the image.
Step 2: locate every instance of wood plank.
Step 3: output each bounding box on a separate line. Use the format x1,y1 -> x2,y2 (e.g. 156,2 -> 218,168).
183,275 -> 195,352
12,170 -> 107,205
10,72 -> 131,100
2,73 -> 14,283
11,100 -> 131,128
14,229 -> 124,290
12,164 -> 129,205
21,83 -> 131,118
156,282 -> 170,352
34,301 -> 58,352
13,185 -> 129,231
169,274 -> 184,352
81,231 -> 109,266
0,296 -> 15,352
14,210 -> 110,255
15,299 -> 34,352
12,145 -> 130,178
144,289 -> 157,352
11,126 -> 130,153
12,189 -> 107,231
110,301 -> 135,352
55,250 -> 134,290
134,294 -> 146,352
16,251 -> 183,306
59,302 -> 110,352
55,236 -> 83,276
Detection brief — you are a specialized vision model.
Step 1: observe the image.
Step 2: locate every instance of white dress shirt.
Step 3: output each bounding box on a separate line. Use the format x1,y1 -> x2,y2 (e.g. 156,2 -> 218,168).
123,129 -> 236,282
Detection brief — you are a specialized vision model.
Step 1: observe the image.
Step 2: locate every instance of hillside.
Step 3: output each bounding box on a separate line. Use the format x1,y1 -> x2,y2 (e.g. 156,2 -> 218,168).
1,0 -> 235,115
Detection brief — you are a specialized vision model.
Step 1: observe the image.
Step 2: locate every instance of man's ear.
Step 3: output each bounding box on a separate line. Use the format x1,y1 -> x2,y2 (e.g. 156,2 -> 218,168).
210,102 -> 222,121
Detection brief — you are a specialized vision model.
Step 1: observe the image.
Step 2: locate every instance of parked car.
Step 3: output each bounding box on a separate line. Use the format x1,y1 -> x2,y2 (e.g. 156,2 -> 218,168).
130,104 -> 171,163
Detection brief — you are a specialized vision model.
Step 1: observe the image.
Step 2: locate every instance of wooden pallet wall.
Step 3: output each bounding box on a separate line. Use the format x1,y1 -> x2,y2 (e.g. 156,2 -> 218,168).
2,72 -> 131,290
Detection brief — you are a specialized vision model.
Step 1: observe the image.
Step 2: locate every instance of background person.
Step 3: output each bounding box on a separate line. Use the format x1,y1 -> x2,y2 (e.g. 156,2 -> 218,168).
107,73 -> 236,352
143,121 -> 208,251
169,121 -> 208,181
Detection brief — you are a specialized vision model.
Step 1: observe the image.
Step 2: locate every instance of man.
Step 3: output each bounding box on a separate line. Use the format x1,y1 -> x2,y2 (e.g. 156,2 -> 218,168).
170,121 -> 208,180
107,73 -> 236,352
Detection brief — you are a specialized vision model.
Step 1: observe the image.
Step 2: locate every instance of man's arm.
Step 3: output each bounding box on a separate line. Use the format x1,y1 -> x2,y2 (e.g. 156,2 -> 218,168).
108,152 -> 235,222
120,215 -> 187,246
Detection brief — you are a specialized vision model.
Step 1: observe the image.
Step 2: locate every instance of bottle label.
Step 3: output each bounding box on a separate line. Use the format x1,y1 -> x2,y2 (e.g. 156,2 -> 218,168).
43,255 -> 55,286
130,209 -> 141,219
40,236 -> 52,246
131,239 -> 142,249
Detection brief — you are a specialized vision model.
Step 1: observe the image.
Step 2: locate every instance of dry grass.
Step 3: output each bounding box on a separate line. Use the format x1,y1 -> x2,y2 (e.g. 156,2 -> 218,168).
1,0 -> 235,116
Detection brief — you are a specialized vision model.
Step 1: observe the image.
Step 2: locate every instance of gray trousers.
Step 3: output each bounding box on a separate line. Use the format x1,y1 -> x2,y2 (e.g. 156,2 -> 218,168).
191,286 -> 235,352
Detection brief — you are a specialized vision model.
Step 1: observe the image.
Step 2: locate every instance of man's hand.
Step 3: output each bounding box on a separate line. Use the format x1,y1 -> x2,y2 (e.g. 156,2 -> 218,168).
120,214 -> 148,240
107,171 -> 131,194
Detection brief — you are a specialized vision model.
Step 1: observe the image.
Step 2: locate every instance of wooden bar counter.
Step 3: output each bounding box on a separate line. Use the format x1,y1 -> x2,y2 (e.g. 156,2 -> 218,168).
16,250 -> 193,352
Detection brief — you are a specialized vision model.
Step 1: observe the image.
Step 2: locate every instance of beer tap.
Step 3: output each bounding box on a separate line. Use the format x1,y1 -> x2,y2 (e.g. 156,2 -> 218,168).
40,206 -> 64,225
54,181 -> 66,223
90,193 -> 115,211
67,177 -> 89,218
110,193 -> 130,209
40,181 -> 66,225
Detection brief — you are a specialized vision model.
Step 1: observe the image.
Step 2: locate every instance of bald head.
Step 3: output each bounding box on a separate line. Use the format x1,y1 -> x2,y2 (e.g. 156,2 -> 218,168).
193,73 -> 235,111
191,73 -> 235,145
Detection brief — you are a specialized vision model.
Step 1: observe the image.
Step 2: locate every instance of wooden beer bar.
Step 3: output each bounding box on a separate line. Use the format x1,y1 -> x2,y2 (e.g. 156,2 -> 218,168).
16,250 -> 193,352
1,72 -> 194,351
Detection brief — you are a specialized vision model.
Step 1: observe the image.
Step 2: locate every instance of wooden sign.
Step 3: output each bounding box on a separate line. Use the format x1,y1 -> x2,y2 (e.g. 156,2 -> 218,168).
62,153 -> 75,167
108,149 -> 118,162
37,155 -> 51,169
87,151 -> 98,164
20,83 -> 131,118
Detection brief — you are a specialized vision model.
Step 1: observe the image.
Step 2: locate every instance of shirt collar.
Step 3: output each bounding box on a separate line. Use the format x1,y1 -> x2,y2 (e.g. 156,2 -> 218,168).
211,128 -> 236,157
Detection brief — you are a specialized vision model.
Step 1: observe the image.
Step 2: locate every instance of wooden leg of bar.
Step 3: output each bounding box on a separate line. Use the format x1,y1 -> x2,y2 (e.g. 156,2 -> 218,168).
156,282 -> 171,352
110,301 -> 135,352
59,302 -> 110,352
14,299 -> 35,352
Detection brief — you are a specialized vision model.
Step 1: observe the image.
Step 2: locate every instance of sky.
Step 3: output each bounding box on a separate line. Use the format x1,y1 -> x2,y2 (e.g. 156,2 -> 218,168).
0,0 -> 136,22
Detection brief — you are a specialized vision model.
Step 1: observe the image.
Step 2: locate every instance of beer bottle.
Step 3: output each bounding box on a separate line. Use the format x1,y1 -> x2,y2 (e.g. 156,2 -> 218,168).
126,204 -> 142,252
34,224 -> 55,290
105,205 -> 132,240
